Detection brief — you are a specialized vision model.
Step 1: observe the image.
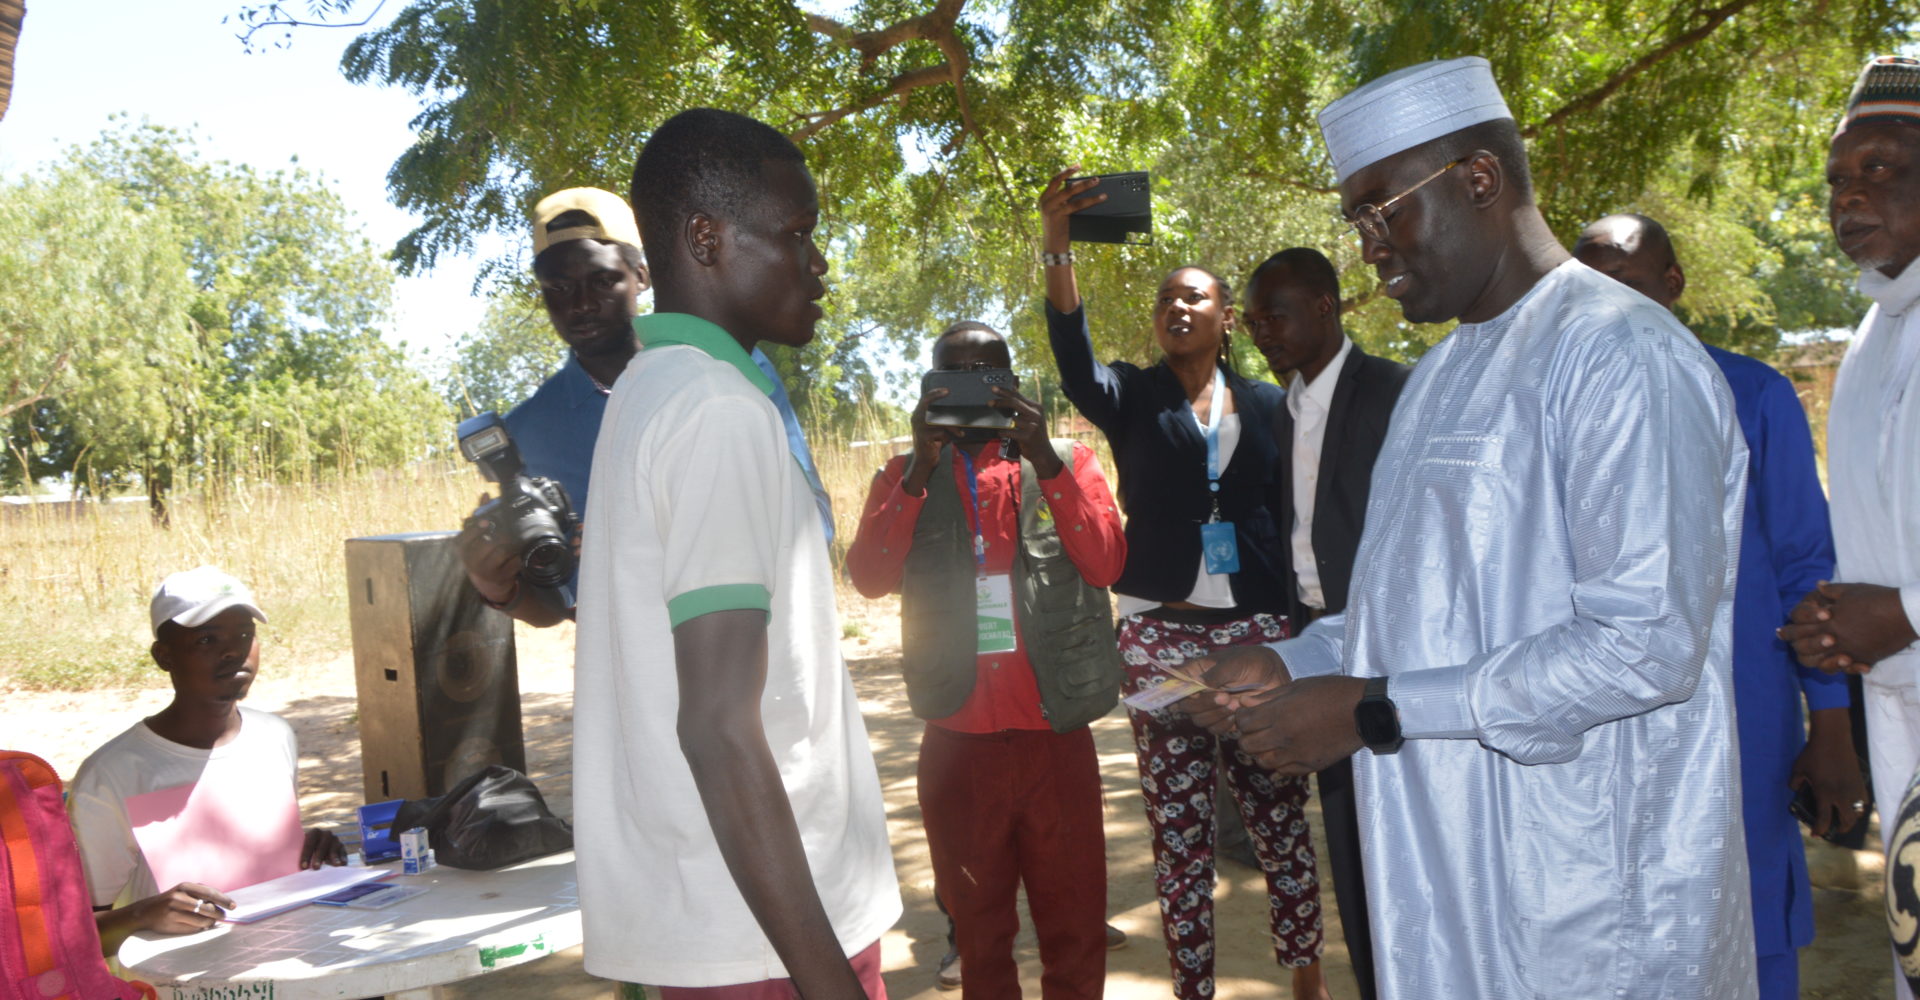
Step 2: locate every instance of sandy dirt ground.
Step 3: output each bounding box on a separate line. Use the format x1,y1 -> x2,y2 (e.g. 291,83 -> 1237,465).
4,597 -> 1898,999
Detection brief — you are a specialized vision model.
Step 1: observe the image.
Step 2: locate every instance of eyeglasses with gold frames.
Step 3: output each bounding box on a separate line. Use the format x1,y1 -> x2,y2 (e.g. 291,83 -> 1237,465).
1343,158 -> 1466,243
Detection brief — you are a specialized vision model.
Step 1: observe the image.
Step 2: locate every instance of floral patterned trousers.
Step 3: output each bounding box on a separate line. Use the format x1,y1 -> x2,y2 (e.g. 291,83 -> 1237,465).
1118,612 -> 1322,999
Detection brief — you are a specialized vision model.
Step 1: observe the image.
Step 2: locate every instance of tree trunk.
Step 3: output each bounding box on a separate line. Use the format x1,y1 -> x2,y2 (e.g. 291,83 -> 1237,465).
147,464 -> 172,527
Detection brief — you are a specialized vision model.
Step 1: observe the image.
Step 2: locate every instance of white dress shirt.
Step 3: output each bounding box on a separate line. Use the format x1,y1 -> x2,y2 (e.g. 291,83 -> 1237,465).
1287,335 -> 1353,610
1114,413 -> 1240,616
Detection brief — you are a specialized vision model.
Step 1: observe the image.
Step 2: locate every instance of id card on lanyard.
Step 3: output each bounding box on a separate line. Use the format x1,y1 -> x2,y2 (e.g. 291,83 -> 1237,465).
1200,366 -> 1240,575
959,449 -> 1019,654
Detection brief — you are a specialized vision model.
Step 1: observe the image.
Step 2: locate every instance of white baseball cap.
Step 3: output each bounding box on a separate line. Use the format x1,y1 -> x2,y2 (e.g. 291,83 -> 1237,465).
149,566 -> 268,637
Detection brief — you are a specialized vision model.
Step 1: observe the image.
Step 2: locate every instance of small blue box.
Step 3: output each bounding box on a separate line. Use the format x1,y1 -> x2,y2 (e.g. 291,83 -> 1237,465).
357,799 -> 405,863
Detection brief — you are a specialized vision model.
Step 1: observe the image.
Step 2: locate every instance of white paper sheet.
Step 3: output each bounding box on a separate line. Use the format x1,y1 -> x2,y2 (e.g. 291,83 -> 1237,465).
221,866 -> 395,923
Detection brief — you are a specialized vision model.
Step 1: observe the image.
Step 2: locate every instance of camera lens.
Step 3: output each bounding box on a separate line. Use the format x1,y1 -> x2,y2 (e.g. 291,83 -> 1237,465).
521,537 -> 573,588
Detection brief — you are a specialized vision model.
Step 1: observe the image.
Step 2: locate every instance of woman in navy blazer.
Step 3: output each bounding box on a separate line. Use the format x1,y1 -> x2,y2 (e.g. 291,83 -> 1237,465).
1037,169 -> 1326,1000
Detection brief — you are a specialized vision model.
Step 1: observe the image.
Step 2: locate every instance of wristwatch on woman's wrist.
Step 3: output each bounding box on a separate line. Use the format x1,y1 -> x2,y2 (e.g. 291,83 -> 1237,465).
1354,676 -> 1404,754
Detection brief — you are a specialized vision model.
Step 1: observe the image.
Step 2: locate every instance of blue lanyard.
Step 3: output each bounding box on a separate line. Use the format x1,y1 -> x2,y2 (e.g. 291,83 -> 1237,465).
957,448 -> 988,573
1203,366 -> 1225,521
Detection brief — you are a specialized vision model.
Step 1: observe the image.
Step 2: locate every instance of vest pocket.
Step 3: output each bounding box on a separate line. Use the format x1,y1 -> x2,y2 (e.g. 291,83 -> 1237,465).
1027,554 -> 1087,612
1046,614 -> 1121,697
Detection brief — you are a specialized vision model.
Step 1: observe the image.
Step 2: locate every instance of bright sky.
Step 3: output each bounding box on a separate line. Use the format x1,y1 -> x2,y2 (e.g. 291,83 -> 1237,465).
0,0 -> 495,364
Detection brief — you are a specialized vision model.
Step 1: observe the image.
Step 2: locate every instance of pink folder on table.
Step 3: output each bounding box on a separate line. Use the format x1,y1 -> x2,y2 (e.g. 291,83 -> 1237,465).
126,772 -> 304,894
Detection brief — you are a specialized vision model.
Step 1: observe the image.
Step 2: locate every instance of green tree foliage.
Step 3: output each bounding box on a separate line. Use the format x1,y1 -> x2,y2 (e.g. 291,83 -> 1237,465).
439,292 -> 568,419
0,171 -> 202,495
267,0 -> 1909,399
0,122 -> 449,507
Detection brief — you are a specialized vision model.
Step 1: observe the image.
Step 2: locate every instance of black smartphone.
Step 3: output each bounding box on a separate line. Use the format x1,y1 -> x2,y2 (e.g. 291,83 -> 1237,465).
921,369 -> 1018,430
1068,171 -> 1152,245
1788,783 -> 1819,827
1790,783 -> 1851,844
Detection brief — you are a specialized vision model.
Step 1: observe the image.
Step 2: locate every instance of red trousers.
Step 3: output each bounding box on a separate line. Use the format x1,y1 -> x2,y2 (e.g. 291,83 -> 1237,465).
918,724 -> 1107,1000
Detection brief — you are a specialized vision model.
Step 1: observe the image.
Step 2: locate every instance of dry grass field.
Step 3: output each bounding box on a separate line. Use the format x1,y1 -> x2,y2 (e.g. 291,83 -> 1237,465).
0,464 -> 479,690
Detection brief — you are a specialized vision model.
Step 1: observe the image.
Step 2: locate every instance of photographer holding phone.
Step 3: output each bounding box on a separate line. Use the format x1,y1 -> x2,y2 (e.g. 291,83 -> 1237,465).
847,321 -> 1126,1000
1038,169 -> 1327,1000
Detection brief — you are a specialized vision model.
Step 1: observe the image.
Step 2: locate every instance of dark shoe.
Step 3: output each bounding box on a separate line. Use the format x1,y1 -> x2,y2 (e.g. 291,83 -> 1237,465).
1105,923 -> 1127,950
936,949 -> 962,991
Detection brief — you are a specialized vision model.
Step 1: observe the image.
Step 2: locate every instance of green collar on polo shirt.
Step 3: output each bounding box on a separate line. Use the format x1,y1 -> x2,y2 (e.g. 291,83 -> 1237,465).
635,313 -> 776,395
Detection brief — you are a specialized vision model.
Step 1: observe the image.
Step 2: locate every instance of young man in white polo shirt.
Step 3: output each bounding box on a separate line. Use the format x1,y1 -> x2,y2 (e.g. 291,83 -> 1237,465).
572,108 -> 900,1000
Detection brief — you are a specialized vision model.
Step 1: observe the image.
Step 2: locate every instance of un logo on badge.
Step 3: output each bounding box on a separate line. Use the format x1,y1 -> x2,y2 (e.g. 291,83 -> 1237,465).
1887,763 -> 1920,992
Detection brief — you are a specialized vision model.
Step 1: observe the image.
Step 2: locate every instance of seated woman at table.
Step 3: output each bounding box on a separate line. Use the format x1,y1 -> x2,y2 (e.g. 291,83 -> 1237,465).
66,567 -> 345,955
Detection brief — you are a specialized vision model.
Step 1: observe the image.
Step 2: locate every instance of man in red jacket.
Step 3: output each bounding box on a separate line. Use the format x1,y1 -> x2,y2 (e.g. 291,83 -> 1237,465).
848,321 -> 1127,1000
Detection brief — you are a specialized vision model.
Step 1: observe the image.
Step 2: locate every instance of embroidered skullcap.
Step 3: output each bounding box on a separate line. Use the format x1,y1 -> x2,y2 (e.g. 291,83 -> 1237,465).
1836,55 -> 1920,137
1318,56 -> 1514,184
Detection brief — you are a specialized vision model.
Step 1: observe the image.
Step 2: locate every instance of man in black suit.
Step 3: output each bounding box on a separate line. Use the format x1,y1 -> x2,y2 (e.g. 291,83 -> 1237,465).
1243,247 -> 1410,1000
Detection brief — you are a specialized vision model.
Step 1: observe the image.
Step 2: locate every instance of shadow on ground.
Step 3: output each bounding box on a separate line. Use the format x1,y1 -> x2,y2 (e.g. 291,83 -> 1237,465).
252,608 -> 1895,1000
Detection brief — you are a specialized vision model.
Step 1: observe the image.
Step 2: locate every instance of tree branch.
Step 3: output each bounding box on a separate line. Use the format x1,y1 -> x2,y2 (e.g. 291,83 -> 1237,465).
807,0 -> 965,67
0,348 -> 72,421
230,0 -> 389,51
795,0 -> 981,147
790,63 -> 954,142
0,392 -> 51,421
805,14 -> 854,45
1522,0 -> 1765,138
931,26 -> 978,145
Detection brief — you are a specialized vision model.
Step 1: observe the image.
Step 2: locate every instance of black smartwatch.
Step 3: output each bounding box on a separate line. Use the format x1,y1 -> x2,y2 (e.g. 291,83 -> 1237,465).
1354,676 -> 1404,754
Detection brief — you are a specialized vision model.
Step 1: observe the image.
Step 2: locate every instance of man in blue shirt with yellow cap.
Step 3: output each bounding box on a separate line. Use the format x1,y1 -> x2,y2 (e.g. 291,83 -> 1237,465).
458,187 -> 831,623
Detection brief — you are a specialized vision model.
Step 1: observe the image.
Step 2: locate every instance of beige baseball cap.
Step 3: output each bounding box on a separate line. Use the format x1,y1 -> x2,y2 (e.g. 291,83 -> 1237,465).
149,566 -> 267,637
531,187 -> 642,255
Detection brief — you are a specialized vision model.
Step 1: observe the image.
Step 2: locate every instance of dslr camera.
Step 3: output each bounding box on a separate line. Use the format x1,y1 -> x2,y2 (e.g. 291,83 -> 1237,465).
456,412 -> 580,598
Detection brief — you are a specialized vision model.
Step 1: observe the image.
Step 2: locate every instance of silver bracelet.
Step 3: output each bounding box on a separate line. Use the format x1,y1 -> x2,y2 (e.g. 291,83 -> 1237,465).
1041,250 -> 1075,267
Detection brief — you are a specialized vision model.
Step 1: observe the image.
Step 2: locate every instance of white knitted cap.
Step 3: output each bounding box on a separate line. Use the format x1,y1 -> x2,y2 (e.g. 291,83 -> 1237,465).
1318,57 -> 1514,184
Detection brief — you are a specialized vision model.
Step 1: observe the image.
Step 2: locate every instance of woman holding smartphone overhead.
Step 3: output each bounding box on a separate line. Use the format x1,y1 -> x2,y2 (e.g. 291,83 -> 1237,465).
1037,167 -> 1326,1000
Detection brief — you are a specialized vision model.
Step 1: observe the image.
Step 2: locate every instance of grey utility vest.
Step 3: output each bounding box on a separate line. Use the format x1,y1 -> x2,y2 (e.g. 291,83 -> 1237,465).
899,441 -> 1123,732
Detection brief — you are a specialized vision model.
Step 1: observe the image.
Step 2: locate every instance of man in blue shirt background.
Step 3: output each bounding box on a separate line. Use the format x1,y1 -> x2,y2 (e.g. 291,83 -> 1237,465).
459,186 -> 831,625
1575,212 -> 1867,1000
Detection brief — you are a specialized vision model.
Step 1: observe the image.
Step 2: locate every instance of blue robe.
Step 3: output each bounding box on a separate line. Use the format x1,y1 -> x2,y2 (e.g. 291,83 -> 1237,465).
1707,345 -> 1845,968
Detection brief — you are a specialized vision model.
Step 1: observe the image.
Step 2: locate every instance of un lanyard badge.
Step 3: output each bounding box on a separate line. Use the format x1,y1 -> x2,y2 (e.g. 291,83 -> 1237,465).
959,449 -> 1018,654
1199,366 -> 1240,575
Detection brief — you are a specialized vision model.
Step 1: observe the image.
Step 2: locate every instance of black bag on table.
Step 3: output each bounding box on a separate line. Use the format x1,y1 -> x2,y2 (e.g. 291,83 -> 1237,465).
391,765 -> 573,870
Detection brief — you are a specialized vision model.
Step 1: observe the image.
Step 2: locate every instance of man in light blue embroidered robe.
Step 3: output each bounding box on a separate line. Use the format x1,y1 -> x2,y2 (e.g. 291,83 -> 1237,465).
1184,58 -> 1758,999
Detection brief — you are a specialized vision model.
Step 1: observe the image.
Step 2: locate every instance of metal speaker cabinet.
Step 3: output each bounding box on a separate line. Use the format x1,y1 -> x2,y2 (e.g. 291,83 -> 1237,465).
345,531 -> 525,803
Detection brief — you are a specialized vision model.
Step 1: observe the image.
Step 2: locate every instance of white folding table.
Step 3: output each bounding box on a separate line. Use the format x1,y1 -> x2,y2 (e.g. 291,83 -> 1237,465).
120,850 -> 581,1000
